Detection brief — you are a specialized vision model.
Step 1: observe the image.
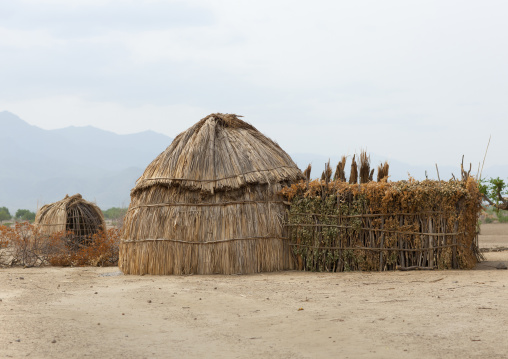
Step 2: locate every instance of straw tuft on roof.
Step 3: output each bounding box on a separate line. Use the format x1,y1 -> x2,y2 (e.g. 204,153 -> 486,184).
34,194 -> 105,241
120,113 -> 304,275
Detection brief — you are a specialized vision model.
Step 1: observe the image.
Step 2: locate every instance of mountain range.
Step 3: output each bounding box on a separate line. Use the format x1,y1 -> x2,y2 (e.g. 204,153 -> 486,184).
1,111 -> 505,213
0,111 -> 172,212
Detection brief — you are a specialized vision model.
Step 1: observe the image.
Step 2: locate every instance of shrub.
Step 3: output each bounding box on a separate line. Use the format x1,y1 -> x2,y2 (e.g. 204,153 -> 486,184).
0,222 -> 52,267
0,222 -> 121,267
48,228 -> 121,267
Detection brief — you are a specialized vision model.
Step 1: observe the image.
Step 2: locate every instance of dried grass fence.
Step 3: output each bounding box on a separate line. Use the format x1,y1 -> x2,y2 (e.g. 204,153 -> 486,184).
281,177 -> 482,271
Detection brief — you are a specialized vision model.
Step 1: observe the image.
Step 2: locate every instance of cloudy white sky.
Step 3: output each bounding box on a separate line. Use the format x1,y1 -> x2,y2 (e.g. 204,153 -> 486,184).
1,0 -> 507,168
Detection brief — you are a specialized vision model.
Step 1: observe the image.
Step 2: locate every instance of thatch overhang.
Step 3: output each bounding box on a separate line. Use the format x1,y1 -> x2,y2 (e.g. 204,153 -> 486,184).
34,194 -> 105,238
120,113 -> 304,275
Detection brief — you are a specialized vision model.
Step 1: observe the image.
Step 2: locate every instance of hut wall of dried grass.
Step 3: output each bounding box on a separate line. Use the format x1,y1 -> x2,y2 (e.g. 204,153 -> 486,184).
34,194 -> 105,241
120,114 -> 303,275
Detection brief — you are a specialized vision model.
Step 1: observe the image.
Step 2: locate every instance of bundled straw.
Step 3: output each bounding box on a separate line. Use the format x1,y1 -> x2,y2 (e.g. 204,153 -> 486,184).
303,164 -> 312,183
334,156 -> 347,182
349,155 -> 358,184
321,160 -> 332,184
377,162 -> 390,182
359,151 -> 371,184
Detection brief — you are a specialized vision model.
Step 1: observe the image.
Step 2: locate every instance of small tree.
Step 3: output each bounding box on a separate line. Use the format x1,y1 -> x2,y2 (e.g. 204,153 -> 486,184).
0,207 -> 11,221
479,177 -> 508,212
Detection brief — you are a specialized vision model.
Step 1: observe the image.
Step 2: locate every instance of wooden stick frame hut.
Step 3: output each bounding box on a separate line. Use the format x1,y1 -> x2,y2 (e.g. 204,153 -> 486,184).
34,194 -> 106,241
120,113 -> 304,275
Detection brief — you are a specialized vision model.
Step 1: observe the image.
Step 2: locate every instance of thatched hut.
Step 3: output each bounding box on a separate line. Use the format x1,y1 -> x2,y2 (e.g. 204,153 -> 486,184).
120,113 -> 304,275
34,194 -> 105,242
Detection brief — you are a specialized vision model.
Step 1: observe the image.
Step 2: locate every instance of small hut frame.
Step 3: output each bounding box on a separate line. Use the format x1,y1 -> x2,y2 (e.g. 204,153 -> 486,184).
120,113 -> 304,275
34,194 -> 106,244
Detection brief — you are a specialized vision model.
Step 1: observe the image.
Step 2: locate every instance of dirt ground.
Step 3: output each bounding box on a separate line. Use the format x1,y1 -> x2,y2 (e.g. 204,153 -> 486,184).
1,224 -> 507,359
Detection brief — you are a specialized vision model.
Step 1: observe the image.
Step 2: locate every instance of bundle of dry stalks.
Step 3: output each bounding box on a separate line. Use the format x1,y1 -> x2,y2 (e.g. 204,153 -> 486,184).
359,151 -> 373,184
303,164 -> 312,183
377,162 -> 390,182
120,113 -> 304,275
334,156 -> 347,182
307,152 -> 388,184
349,155 -> 358,184
321,160 -> 332,184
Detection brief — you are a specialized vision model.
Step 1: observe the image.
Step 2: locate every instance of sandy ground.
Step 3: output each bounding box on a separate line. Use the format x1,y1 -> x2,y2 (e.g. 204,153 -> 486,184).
1,224 -> 507,359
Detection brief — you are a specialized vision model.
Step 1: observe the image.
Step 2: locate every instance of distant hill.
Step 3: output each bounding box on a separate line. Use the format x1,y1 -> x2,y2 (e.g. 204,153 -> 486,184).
0,111 -> 172,212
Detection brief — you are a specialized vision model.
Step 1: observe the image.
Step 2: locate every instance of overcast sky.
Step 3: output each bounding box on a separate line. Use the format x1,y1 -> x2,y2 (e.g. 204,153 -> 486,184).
1,0 -> 507,169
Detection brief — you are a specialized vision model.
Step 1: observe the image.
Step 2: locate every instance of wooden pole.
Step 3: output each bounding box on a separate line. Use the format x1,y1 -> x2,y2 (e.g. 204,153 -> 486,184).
399,216 -> 405,268
379,218 -> 384,271
452,221 -> 458,269
428,217 -> 434,268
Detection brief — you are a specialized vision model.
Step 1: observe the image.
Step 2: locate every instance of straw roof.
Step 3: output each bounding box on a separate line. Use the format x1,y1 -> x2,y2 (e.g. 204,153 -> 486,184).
120,113 -> 304,275
35,194 -> 105,237
132,113 -> 303,194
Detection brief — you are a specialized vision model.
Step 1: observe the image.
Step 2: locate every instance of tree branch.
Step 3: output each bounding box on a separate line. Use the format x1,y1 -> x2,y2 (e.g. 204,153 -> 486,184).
484,194 -> 508,210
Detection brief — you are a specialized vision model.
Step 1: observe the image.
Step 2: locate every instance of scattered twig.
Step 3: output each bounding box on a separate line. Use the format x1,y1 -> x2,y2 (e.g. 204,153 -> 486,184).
397,266 -> 437,271
429,278 -> 444,283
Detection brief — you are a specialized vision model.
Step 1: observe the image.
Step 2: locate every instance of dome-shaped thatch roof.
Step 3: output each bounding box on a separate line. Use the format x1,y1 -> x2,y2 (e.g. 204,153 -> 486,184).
120,113 -> 304,275
132,113 -> 303,194
35,194 -> 105,239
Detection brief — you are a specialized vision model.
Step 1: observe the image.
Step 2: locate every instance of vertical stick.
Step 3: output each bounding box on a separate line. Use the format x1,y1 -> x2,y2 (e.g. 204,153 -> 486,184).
399,216 -> 405,268
479,135 -> 491,181
379,217 -> 384,271
453,221 -> 458,269
339,211 -> 344,272
418,217 -> 425,267
369,217 -> 374,264
428,217 -> 434,268
294,224 -> 302,270
441,215 -> 446,268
